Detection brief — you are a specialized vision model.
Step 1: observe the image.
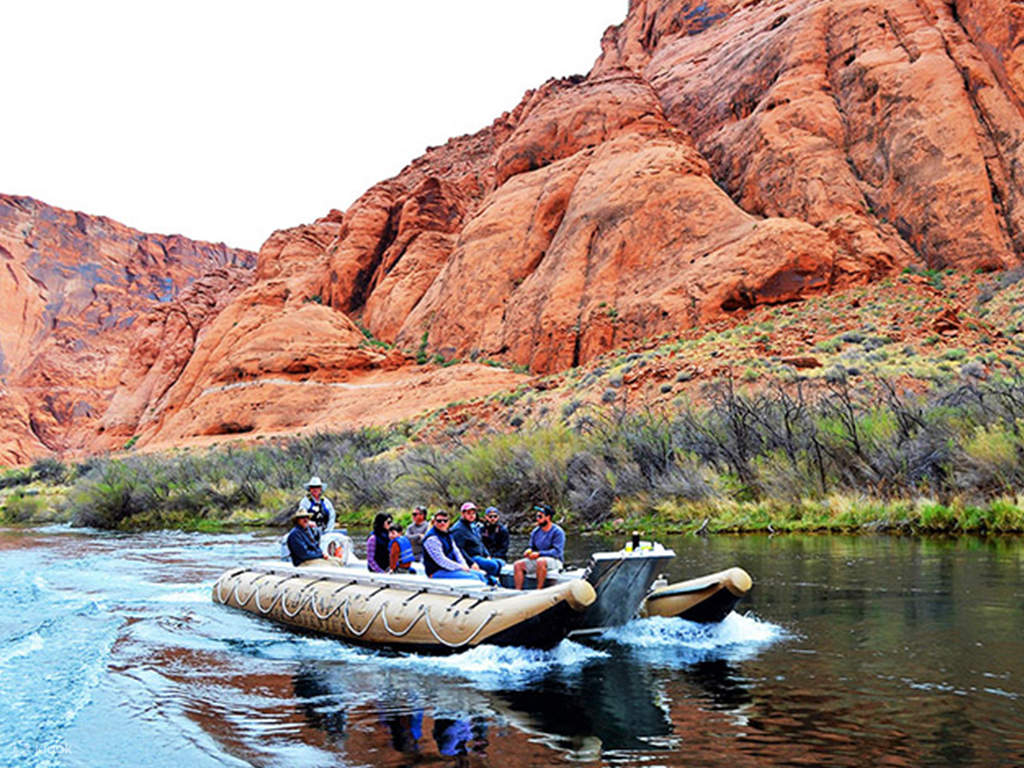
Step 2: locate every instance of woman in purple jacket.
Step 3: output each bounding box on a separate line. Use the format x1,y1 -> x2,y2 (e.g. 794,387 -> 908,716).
366,513 -> 393,572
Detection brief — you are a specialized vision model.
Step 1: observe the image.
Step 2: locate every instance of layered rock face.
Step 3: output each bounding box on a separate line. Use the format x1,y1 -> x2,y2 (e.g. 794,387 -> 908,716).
6,0 -> 1024,459
0,195 -> 255,463
174,0 -> 1020,424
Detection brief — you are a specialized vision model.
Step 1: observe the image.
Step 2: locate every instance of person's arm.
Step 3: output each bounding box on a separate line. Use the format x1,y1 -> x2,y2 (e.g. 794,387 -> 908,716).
366,534 -> 386,572
324,498 -> 336,533
423,537 -> 466,571
390,540 -> 400,571
451,541 -> 470,569
536,528 -> 565,559
407,525 -> 425,545
496,527 -> 510,558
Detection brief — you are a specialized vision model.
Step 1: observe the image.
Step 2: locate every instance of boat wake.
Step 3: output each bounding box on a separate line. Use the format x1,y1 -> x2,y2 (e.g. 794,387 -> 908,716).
390,639 -> 608,688
598,612 -> 785,665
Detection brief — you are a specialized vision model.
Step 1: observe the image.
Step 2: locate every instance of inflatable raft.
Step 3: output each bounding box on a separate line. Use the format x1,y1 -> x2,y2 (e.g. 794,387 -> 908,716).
213,562 -> 596,653
639,566 -> 753,623
213,537 -> 752,651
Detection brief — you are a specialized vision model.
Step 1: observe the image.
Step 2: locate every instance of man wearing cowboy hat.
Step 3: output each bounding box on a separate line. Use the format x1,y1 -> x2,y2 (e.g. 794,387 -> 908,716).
298,475 -> 336,532
286,508 -> 329,566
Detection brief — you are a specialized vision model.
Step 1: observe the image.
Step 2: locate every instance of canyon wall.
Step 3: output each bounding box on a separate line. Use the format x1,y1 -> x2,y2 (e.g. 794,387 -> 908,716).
0,195 -> 255,463
3,0 -> 1023,461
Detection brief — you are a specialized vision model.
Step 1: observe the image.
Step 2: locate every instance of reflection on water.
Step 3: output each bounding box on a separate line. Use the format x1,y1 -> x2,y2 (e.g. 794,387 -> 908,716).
1,527 -> 1023,767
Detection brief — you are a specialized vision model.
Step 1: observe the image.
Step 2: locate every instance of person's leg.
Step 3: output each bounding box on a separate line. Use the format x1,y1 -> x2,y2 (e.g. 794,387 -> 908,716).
471,556 -> 502,577
432,569 -> 488,582
513,559 -> 526,590
535,558 -> 548,589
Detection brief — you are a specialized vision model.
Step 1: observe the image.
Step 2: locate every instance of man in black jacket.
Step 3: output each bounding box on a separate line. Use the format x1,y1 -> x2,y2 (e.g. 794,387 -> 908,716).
450,502 -> 503,580
481,507 -> 510,560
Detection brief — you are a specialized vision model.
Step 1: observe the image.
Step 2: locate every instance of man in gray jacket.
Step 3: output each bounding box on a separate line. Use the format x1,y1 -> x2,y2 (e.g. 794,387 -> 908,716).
405,505 -> 430,561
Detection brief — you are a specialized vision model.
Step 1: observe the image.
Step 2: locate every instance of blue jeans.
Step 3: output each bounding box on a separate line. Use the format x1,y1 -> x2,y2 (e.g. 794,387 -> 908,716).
471,556 -> 503,578
431,569 -> 488,582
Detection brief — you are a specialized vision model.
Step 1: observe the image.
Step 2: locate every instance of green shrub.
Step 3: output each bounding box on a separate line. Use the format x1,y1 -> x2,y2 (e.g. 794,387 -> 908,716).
2,491 -> 43,523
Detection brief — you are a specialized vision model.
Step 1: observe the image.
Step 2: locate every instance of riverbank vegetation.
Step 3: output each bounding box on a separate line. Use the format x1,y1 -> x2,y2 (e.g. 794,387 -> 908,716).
4,376 -> 1024,534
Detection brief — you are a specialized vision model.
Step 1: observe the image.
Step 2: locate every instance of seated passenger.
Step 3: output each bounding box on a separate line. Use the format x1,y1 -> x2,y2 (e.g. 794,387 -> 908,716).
421,511 -> 488,582
286,509 -> 329,566
366,513 -> 393,573
388,523 -> 416,573
450,502 -> 503,579
481,507 -> 510,560
513,503 -> 565,589
406,505 -> 430,561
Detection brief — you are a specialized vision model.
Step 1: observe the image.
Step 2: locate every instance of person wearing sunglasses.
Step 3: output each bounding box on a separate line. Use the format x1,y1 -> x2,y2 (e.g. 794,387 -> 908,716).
450,502 -> 504,581
480,507 -> 510,560
513,503 -> 565,590
421,511 -> 488,582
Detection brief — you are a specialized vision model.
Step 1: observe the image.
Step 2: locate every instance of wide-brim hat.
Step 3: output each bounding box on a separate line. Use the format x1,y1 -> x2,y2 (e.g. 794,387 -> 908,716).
292,508 -> 313,520
305,476 -> 325,488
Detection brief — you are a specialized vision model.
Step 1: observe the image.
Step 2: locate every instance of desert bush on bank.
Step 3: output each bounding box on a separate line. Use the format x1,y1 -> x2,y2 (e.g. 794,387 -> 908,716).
49,375 -> 1024,532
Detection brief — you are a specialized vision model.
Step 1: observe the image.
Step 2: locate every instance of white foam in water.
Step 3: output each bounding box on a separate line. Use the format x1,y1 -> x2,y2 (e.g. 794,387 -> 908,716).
600,612 -> 785,664
383,639 -> 609,690
152,586 -> 213,604
0,632 -> 45,666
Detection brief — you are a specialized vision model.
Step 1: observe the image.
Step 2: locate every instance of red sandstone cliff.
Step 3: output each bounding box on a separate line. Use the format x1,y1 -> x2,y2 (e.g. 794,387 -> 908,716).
4,0 -> 1023,460
0,195 -> 256,464
136,0 -> 1022,447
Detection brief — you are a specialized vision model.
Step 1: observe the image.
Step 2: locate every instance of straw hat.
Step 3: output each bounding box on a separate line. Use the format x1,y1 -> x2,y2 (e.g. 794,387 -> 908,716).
292,508 -> 312,521
305,476 -> 324,489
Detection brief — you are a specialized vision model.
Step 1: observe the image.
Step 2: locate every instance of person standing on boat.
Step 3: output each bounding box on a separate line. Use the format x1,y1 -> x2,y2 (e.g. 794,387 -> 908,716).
299,476 -> 336,532
286,509 -> 330,566
406,505 -> 430,561
513,503 -> 565,589
450,502 -> 503,579
481,507 -> 510,560
366,513 -> 393,572
422,511 -> 488,582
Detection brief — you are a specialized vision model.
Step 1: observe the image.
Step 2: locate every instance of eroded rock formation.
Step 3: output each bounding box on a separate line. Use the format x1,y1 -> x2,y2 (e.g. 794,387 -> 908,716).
0,195 -> 256,463
4,0 -> 1023,460
188,0 -> 1020,410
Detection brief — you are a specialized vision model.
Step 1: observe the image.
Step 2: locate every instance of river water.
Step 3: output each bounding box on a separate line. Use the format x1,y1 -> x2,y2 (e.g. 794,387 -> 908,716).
1,527 -> 1021,767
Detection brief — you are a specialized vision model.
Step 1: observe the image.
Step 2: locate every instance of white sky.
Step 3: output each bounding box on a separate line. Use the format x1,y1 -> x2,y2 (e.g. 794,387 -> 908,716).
4,1 -> 627,251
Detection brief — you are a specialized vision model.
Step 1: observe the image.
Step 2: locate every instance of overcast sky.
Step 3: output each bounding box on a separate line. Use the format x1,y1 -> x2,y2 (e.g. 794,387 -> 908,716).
4,1 -> 627,251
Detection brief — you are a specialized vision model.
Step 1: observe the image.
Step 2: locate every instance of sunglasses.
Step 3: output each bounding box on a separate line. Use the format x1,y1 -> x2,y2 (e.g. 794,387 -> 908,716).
434,517 -> 450,524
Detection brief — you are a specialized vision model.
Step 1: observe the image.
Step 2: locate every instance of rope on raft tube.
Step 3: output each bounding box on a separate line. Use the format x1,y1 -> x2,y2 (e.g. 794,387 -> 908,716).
380,603 -> 427,637
221,573 -> 271,608
254,575 -> 303,615
280,576 -> 329,618
342,599 -> 386,637
422,607 -> 498,648
218,572 -> 500,646
309,582 -> 358,620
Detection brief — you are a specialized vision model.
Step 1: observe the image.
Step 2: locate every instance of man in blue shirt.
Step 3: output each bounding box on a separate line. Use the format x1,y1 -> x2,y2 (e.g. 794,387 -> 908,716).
513,503 -> 565,589
286,509 -> 329,566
